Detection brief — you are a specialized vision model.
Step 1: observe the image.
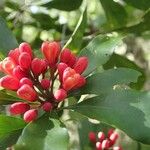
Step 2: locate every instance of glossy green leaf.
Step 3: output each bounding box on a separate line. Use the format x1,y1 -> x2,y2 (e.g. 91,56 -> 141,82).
79,34 -> 123,76
100,0 -> 127,28
72,68 -> 141,96
69,89 -> 150,144
0,90 -> 22,105
42,0 -> 83,11
15,115 -> 69,150
123,0 -> 150,10
0,115 -> 26,149
64,7 -> 87,53
104,53 -> 146,89
0,17 -> 18,56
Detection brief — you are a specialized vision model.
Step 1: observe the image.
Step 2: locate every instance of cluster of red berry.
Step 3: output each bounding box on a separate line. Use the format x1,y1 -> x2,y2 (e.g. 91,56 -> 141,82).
0,42 -> 88,123
89,129 -> 122,150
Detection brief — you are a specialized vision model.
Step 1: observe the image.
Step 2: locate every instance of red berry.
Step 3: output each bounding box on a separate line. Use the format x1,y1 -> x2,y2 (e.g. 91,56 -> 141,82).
41,79 -> 50,90
31,58 -> 47,76
13,66 -> 27,80
88,132 -> 96,143
102,139 -> 110,149
10,102 -> 30,115
0,75 -> 19,90
23,109 -> 38,123
1,57 -> 16,75
17,84 -> 37,102
8,48 -> 20,64
19,42 -> 33,58
108,129 -> 114,138
60,49 -> 76,67
41,41 -> 60,67
19,52 -> 31,70
57,63 -> 68,82
42,102 -> 53,112
19,77 -> 33,87
113,146 -> 122,150
96,142 -> 102,150
73,76 -> 86,89
73,57 -> 88,74
109,132 -> 119,145
98,132 -> 105,142
54,89 -> 67,102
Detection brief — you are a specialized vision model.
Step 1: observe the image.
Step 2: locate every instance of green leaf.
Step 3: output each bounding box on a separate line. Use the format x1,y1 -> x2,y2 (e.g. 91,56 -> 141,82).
64,7 -> 87,53
0,17 -> 18,56
123,0 -> 150,10
15,115 -> 69,150
0,115 -> 26,149
0,90 -> 22,105
104,53 -> 146,89
42,0 -> 83,11
73,68 -> 141,95
100,0 -> 127,28
79,34 -> 123,76
69,89 -> 150,144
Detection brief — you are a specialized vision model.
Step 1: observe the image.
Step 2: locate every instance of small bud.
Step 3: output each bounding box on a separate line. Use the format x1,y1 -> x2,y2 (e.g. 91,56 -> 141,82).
41,41 -> 60,67
57,63 -> 68,82
8,48 -> 20,64
63,77 -> 77,91
19,52 -> 31,70
31,58 -> 47,76
42,102 -> 53,112
23,109 -> 38,123
0,75 -> 19,90
96,142 -> 102,150
17,84 -> 37,102
108,129 -> 114,138
10,102 -> 30,115
109,132 -> 118,145
40,79 -> 50,90
1,57 -> 16,74
60,49 -> 76,67
63,67 -> 76,82
88,132 -> 96,143
54,89 -> 67,102
19,77 -> 33,87
74,76 -> 86,89
102,139 -> 110,149
98,132 -> 105,142
73,57 -> 88,74
113,146 -> 122,150
13,66 -> 27,80
19,42 -> 33,58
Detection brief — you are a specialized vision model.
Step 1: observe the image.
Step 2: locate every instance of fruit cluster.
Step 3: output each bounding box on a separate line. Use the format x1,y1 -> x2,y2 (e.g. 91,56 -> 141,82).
89,129 -> 122,150
0,42 -> 88,122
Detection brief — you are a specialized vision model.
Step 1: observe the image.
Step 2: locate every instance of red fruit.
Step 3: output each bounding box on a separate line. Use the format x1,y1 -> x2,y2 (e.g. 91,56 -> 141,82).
57,63 -> 68,82
10,102 -> 30,115
108,129 -> 114,138
41,41 -> 60,67
60,49 -> 76,67
113,146 -> 122,150
17,84 -> 37,102
98,132 -> 105,142
13,65 -> 27,80
96,142 -> 102,150
23,109 -> 38,123
0,75 -> 19,90
31,58 -> 47,76
19,52 -> 31,70
8,48 -> 20,64
102,139 -> 110,149
63,77 -> 77,91
1,57 -> 16,74
40,79 -> 50,90
63,67 -> 76,82
42,102 -> 53,112
73,57 -> 88,74
19,42 -> 33,58
19,77 -> 33,87
54,89 -> 67,102
88,132 -> 96,143
74,76 -> 86,89
109,132 -> 119,145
